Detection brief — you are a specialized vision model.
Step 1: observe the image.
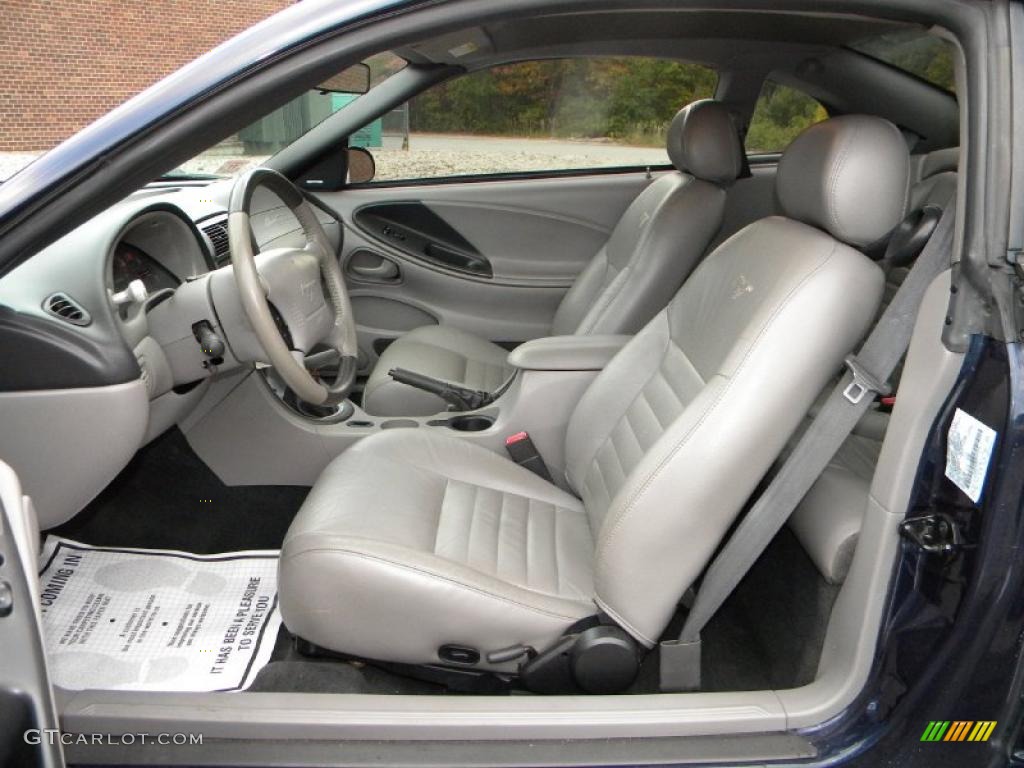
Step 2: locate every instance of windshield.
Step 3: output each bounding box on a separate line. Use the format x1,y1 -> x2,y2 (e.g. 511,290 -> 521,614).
166,52 -> 406,180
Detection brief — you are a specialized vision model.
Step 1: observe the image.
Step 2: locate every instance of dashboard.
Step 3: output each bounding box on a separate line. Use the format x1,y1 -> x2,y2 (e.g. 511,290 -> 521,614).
0,178 -> 342,399
0,178 -> 343,531
106,206 -> 214,299
0,179 -> 340,378
111,242 -> 181,294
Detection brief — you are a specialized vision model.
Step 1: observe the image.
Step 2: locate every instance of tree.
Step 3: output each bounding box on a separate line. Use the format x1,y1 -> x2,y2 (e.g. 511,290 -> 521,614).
406,42 -> 952,149
409,58 -> 718,143
746,82 -> 828,153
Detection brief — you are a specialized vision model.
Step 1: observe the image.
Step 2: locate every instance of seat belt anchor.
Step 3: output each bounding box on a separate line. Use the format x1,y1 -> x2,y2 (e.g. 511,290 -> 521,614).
842,355 -> 891,405
505,431 -> 553,482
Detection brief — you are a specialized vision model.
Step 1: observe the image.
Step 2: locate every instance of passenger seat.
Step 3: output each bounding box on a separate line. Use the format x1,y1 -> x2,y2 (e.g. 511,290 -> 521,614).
362,99 -> 743,416
788,146 -> 959,584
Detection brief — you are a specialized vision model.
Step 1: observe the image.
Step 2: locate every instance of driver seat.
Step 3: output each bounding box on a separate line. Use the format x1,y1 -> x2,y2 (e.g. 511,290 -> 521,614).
279,115 -> 907,676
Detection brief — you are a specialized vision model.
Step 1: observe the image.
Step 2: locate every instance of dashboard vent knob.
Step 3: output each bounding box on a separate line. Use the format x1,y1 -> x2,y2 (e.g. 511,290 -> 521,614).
43,292 -> 91,327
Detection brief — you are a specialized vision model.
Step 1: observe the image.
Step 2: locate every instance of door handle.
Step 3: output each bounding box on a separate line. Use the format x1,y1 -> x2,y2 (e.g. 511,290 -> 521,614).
352,261 -> 399,279
423,242 -> 493,277
347,250 -> 400,282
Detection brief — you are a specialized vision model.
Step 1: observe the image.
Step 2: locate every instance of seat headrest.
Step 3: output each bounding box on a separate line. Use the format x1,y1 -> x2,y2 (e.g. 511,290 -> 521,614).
920,146 -> 959,179
666,99 -> 743,186
777,115 -> 910,247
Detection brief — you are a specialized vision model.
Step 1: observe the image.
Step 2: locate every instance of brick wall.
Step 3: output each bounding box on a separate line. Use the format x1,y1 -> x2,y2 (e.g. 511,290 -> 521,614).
0,0 -> 293,151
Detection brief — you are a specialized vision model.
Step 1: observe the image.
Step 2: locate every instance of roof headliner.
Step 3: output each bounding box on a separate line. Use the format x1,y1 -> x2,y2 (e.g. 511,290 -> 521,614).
398,10 -> 910,70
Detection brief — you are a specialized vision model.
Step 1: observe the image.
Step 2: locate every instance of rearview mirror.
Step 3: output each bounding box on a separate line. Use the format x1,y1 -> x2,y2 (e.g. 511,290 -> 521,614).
316,63 -> 371,95
347,147 -> 376,184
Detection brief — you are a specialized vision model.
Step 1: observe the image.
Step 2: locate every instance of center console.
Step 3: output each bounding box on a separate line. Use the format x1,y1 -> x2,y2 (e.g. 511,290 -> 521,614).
181,335 -> 632,489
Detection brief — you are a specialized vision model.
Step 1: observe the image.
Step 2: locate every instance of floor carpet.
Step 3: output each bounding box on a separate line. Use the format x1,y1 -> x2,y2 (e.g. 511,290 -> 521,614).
52,428 -> 838,695
52,427 -> 308,554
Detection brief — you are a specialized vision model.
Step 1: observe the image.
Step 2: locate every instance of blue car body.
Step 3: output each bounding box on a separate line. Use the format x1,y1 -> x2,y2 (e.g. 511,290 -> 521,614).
0,1 -> 1021,765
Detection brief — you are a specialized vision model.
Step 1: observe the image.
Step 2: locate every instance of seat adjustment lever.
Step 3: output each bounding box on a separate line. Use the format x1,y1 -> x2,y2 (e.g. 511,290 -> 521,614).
486,644 -> 535,664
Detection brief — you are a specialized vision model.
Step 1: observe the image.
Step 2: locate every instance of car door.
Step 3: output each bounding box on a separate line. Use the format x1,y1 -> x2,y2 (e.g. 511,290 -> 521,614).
320,170 -> 659,370
0,460 -> 64,768
312,56 -> 720,374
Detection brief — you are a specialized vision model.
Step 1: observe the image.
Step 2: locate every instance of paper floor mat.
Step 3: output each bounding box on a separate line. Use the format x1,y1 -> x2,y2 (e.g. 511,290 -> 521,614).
38,537 -> 282,692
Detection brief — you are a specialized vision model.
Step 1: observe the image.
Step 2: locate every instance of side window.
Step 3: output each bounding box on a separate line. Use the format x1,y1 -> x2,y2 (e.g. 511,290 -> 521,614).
850,31 -> 956,94
360,58 -> 717,184
745,81 -> 828,155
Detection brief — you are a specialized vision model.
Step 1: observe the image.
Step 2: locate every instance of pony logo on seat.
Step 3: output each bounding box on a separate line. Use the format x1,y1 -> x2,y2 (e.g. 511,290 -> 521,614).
731,274 -> 754,299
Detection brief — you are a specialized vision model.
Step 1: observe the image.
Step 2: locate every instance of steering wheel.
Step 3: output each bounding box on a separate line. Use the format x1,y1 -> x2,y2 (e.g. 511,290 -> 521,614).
228,167 -> 358,406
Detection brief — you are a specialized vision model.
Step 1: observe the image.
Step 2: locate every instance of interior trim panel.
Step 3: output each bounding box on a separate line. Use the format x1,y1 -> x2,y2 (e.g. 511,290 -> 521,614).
0,305 -> 141,391
354,201 -> 493,278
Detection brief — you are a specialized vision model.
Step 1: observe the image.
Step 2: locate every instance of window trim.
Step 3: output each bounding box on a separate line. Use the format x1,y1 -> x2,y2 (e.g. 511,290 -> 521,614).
353,56 -> 718,188
344,162 -> 675,190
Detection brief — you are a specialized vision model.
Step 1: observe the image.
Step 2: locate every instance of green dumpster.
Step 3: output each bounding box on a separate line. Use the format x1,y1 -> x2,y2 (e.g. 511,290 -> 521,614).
239,92 -> 383,154
332,94 -> 382,148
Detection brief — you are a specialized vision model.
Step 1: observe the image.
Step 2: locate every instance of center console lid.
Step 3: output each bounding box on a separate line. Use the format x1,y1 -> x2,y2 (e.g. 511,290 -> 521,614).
508,335 -> 631,371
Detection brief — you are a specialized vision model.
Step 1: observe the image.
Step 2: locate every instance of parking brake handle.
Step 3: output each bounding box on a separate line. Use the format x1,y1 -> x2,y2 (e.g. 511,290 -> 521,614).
388,368 -> 495,411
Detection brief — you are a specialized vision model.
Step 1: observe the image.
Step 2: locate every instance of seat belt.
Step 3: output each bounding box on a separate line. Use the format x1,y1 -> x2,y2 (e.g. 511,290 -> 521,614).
659,200 -> 957,693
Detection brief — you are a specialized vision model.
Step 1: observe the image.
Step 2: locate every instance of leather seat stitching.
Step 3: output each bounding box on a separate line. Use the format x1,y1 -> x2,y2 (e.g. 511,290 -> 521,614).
524,497 -> 534,590
550,502 -> 563,596
465,483 -> 479,564
288,547 -> 591,620
432,477 -> 449,556
578,176 -> 685,334
581,317 -> 674,485
595,240 -> 841,576
826,121 -> 859,243
493,490 -> 506,576
594,597 -> 655,647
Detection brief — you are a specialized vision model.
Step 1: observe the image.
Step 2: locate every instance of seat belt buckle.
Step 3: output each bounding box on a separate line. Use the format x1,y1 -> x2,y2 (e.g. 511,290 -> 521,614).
506,432 -> 553,482
842,355 -> 891,405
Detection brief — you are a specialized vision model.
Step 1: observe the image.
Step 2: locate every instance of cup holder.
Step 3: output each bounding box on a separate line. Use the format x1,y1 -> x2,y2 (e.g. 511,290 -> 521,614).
446,414 -> 495,432
381,419 -> 419,430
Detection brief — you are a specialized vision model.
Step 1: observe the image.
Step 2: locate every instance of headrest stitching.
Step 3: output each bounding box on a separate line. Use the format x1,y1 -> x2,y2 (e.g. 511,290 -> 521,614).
825,120 -> 860,245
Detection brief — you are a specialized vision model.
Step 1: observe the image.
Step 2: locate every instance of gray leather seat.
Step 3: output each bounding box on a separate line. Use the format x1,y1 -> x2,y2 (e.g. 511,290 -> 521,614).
362,99 -> 744,416
279,115 -> 907,670
788,146 -> 958,584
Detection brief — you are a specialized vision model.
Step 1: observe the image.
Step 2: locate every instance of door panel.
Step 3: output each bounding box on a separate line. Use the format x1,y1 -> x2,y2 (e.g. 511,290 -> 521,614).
0,461 -> 64,768
346,248 -> 401,283
317,171 -> 656,372
408,199 -> 608,282
349,295 -> 438,337
343,247 -> 566,373
354,201 -> 494,278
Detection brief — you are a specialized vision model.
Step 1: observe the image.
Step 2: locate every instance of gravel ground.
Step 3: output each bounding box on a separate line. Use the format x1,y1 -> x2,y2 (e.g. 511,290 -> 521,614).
1,134 -> 668,184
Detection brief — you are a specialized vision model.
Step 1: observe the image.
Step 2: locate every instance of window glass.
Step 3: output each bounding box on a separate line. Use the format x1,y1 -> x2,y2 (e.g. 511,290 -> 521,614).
851,31 -> 956,93
171,52 -> 405,179
746,81 -> 828,154
363,58 -> 718,183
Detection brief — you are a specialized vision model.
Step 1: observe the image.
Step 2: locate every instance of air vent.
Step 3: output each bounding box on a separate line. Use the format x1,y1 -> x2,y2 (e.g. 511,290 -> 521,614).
43,292 -> 91,327
201,217 -> 230,266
